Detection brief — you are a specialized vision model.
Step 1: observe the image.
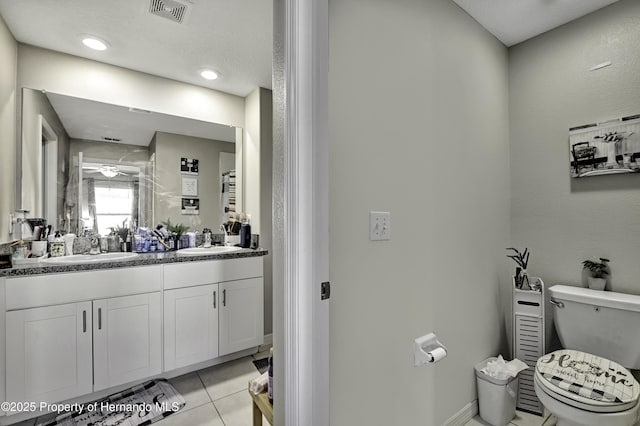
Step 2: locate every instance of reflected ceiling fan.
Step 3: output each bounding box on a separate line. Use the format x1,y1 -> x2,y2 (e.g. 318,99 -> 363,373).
83,165 -> 127,178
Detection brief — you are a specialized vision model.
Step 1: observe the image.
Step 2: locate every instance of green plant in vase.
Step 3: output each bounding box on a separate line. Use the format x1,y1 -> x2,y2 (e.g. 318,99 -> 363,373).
507,247 -> 530,290
109,220 -> 131,251
162,218 -> 190,249
582,257 -> 610,290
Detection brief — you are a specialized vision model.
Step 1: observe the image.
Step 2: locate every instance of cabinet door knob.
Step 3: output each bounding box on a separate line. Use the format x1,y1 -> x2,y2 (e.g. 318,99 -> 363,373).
82,310 -> 87,333
223,289 -> 226,307
98,308 -> 102,330
213,291 -> 217,309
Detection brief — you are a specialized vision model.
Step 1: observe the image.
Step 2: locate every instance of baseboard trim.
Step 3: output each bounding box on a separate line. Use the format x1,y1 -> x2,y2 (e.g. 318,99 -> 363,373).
443,400 -> 478,426
258,333 -> 273,352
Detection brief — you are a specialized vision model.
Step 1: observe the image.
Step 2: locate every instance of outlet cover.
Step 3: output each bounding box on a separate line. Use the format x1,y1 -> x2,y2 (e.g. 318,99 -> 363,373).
370,211 -> 391,241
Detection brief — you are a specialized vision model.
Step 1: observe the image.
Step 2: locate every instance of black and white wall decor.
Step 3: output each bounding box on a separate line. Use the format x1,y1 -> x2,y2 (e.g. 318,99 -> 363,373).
569,114 -> 640,178
180,158 -> 199,175
181,197 -> 200,215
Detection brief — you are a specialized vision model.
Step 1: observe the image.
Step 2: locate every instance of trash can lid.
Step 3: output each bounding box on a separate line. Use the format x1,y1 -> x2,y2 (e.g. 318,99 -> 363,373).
536,349 -> 639,407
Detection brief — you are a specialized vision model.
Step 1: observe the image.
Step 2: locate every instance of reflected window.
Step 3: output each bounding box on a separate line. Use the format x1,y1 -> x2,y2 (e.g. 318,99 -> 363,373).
94,184 -> 133,236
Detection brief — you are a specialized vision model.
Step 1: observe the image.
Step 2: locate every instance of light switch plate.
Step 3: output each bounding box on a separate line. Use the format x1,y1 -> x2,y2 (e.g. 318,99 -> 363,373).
370,211 -> 391,241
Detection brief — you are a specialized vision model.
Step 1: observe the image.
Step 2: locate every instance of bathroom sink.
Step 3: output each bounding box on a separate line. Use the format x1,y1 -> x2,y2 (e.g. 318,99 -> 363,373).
177,246 -> 243,256
41,252 -> 139,264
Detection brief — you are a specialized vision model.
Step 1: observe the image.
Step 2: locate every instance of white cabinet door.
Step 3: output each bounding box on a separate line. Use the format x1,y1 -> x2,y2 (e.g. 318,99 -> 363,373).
219,278 -> 264,356
93,293 -> 162,391
6,302 -> 93,405
164,284 -> 219,371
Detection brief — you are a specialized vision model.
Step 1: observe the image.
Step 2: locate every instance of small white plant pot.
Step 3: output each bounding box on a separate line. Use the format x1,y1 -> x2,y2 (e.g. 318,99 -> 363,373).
587,276 -> 606,291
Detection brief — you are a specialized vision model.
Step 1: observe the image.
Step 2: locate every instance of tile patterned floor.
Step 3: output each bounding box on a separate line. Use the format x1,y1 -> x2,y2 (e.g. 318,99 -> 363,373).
11,353 -> 557,426
13,350 -> 270,426
466,409 -> 557,426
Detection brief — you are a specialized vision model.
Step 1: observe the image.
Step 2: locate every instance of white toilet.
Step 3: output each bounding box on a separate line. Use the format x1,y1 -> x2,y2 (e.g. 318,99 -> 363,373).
534,285 -> 640,426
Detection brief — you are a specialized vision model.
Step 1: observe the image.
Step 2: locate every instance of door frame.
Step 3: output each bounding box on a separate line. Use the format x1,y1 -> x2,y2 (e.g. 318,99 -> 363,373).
282,0 -> 330,424
39,115 -> 58,227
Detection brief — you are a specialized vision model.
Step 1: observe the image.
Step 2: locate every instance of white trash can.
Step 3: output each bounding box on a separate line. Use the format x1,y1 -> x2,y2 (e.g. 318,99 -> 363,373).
474,358 -> 518,426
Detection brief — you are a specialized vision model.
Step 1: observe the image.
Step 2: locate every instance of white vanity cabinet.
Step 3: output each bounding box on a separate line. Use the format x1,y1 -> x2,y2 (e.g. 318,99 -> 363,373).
4,266 -> 163,404
164,284 -> 219,370
219,277 -> 264,356
2,256 -> 265,410
6,302 -> 93,405
163,257 -> 264,370
93,293 -> 162,391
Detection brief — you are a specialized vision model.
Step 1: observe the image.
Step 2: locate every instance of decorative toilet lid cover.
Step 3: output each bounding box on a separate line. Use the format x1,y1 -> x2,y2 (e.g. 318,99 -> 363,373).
536,349 -> 640,405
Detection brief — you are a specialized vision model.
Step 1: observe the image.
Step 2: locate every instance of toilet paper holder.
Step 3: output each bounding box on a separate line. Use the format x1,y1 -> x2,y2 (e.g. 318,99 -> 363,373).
413,332 -> 447,366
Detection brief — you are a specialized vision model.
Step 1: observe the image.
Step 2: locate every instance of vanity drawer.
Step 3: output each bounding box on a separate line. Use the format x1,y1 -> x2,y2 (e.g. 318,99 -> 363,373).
163,257 -> 263,290
6,266 -> 162,310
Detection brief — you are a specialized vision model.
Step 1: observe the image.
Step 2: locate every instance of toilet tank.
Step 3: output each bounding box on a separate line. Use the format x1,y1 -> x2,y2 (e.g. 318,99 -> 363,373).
548,285 -> 640,369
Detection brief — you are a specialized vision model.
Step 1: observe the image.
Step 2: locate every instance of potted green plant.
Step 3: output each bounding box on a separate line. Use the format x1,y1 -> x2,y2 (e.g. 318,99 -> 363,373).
162,218 -> 190,249
582,257 -> 610,290
109,220 -> 131,252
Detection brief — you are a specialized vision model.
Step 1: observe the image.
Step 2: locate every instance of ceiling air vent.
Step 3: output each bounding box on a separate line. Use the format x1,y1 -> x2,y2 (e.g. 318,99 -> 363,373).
149,0 -> 190,24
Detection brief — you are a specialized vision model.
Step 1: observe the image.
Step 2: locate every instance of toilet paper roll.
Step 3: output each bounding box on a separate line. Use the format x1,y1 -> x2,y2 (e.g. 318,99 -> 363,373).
428,347 -> 447,363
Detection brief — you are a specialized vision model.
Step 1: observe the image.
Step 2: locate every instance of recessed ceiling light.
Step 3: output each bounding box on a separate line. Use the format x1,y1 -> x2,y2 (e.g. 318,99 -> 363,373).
82,36 -> 109,51
200,70 -> 219,80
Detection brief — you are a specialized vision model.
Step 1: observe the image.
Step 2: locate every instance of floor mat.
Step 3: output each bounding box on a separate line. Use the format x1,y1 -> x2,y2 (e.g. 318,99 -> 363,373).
37,379 -> 185,426
253,357 -> 269,374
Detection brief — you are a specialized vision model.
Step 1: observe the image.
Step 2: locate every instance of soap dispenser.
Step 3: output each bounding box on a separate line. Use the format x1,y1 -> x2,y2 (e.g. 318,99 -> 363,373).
50,231 -> 65,257
203,228 -> 212,248
240,214 -> 251,248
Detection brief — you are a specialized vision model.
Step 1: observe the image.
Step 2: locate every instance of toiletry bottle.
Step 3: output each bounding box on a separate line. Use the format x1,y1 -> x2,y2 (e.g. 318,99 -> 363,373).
240,215 -> 251,248
203,228 -> 212,248
50,231 -> 65,257
268,347 -> 274,405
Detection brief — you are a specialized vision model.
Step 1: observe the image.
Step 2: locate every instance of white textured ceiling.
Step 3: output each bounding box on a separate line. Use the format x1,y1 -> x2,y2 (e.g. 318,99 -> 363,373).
0,0 -> 623,96
0,0 -> 272,97
451,0 -> 621,46
47,92 -> 236,146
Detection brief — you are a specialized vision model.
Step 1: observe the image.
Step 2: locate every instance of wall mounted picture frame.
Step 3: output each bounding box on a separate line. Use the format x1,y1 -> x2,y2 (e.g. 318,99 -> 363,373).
569,114 -> 640,178
181,197 -> 199,215
180,157 -> 199,175
181,176 -> 198,196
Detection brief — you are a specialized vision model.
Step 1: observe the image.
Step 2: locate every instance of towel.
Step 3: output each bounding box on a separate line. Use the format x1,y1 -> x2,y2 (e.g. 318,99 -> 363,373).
250,372 -> 269,395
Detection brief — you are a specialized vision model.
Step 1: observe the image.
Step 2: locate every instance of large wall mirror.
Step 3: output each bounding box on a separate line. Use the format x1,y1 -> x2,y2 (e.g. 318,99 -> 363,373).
19,88 -> 241,236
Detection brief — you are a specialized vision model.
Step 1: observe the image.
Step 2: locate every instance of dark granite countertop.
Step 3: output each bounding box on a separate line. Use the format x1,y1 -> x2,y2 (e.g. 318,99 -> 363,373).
0,248 -> 268,277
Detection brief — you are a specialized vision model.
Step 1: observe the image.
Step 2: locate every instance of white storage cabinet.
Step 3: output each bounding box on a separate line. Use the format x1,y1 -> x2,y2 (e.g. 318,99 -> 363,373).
512,277 -> 546,415
5,266 -> 162,404
163,257 -> 264,369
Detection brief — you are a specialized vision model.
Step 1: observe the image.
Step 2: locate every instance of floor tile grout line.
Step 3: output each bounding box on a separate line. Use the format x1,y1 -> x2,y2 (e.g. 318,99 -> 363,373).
212,388 -> 250,404
196,370 -> 215,404
211,399 -> 227,426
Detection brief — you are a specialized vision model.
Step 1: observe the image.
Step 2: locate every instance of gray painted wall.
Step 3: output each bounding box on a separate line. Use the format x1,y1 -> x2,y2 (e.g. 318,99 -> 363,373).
69,139 -> 150,164
245,87 -> 274,335
152,131 -> 235,231
329,0 -> 510,424
260,89 -> 273,335
509,0 -> 640,297
17,45 -> 245,128
0,16 -> 17,243
20,88 -> 70,230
